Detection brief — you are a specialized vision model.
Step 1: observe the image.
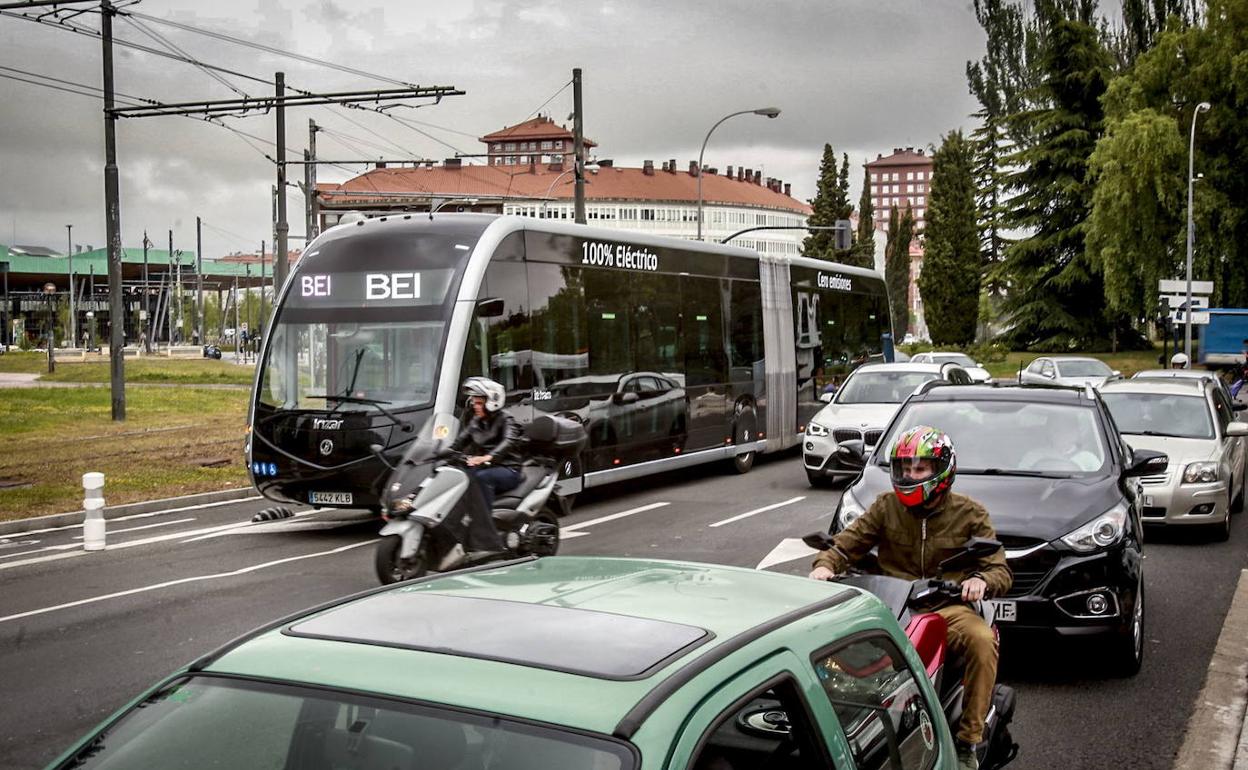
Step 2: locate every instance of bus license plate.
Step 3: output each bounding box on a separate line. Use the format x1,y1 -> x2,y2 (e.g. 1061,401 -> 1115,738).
310,491 -> 353,505
986,600 -> 1017,623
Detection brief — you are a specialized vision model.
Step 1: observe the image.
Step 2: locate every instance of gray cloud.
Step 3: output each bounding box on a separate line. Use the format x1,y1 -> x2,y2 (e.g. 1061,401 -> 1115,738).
0,0 -> 985,255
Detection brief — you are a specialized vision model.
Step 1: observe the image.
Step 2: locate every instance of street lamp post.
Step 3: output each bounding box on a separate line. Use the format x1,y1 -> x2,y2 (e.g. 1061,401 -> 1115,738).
540,163 -> 600,217
86,310 -> 96,353
43,282 -> 57,374
1185,101 -> 1212,361
696,107 -> 781,241
65,224 -> 75,347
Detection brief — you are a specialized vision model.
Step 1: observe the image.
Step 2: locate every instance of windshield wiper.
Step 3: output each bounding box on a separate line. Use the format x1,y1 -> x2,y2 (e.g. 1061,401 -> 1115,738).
964,468 -> 1073,478
1123,430 -> 1181,438
304,394 -> 412,431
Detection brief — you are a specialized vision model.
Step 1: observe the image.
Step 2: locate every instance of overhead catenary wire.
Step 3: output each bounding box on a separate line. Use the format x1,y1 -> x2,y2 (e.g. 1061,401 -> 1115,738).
120,13 -> 248,98
319,109 -> 415,158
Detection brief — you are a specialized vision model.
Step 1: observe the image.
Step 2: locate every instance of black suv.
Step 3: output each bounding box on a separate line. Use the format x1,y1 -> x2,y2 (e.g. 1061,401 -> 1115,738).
830,384 -> 1167,675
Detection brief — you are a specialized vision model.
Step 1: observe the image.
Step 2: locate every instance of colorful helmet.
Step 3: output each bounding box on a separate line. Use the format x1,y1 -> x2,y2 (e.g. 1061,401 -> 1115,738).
889,425 -> 956,509
463,377 -> 506,413
1170,352 -> 1190,369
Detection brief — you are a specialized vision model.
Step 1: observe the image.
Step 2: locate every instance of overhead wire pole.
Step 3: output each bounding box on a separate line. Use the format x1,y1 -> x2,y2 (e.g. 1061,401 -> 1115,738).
308,118 -> 319,241
275,71 -> 289,294
572,67 -> 585,225
196,215 -> 204,346
101,0 -> 124,419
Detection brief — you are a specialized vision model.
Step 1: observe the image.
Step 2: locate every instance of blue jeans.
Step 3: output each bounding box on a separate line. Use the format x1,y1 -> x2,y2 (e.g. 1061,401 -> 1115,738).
463,466 -> 521,552
469,466 -> 522,510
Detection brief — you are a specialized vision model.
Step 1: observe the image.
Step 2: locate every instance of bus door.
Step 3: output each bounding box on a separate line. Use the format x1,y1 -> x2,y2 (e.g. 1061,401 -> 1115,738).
680,275 -> 728,452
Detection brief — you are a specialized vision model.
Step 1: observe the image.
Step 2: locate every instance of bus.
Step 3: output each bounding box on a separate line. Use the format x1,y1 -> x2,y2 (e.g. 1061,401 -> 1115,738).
247,214 -> 889,513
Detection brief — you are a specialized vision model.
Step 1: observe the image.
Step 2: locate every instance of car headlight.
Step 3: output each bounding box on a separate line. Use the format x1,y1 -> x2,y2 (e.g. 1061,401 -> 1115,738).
807,422 -> 830,437
1060,503 -> 1127,552
837,492 -> 866,530
1183,461 -> 1219,484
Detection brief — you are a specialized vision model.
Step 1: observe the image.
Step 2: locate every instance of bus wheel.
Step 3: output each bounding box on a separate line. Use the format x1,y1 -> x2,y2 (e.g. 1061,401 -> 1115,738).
729,405 -> 758,475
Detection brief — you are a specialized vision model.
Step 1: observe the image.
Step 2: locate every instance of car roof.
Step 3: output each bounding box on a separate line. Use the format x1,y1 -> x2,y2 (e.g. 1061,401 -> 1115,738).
200,557 -> 872,736
911,383 -> 1097,405
1041,356 -> 1106,363
1100,379 -> 1210,397
920,351 -> 973,358
850,362 -> 950,374
1131,369 -> 1215,380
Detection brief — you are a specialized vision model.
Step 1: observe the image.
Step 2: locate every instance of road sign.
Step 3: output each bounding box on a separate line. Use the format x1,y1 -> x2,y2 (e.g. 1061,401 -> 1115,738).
1161,295 -> 1208,310
1169,310 -> 1210,325
1159,279 -> 1214,294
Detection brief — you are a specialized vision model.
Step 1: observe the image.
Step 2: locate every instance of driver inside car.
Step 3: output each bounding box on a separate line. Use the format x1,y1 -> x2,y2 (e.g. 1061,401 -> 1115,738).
809,426 -> 1012,770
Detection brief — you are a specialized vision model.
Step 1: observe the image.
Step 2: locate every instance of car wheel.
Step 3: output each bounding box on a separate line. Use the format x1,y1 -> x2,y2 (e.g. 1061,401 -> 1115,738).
1209,510 -> 1231,542
1232,474 -> 1245,514
1109,580 -> 1144,677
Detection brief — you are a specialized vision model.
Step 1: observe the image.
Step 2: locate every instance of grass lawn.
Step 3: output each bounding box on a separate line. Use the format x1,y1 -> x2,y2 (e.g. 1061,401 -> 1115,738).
982,347 -> 1171,380
0,386 -> 251,520
0,351 -> 253,385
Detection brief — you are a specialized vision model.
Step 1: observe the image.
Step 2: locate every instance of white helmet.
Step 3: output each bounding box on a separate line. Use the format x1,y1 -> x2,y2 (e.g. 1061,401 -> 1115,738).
1170,352 -> 1190,369
463,376 -> 506,413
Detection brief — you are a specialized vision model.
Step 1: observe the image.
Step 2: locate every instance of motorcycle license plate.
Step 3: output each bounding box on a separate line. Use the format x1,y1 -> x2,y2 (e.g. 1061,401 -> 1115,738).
309,491 -> 353,505
986,600 -> 1017,623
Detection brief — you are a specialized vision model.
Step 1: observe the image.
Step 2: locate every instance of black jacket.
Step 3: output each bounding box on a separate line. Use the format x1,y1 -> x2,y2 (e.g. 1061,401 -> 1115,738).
449,411 -> 522,467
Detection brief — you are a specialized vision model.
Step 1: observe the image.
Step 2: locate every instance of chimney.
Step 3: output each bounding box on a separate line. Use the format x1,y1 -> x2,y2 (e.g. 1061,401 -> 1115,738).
726,165 -> 734,179
668,158 -> 676,173
877,153 -> 883,160
906,146 -> 914,152
643,160 -> 654,176
784,183 -> 791,196
918,149 -> 925,155
375,161 -> 387,169
753,170 -> 761,185
893,148 -> 902,154
597,159 -> 613,168
444,158 -> 462,169
738,167 -> 745,181
689,160 -> 699,176
706,167 -> 717,175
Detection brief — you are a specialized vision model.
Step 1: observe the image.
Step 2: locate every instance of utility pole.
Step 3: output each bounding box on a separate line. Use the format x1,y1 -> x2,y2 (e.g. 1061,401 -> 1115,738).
102,0 -> 124,419
232,275 -> 240,362
196,215 -> 204,346
260,240 -> 267,333
168,229 -> 176,344
275,71 -> 289,293
308,118 -> 319,240
65,223 -> 75,346
572,67 -> 586,225
142,231 -> 150,353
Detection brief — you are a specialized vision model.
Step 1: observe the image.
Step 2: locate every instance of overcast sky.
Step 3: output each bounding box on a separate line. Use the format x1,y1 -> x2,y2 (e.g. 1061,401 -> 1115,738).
0,0 -> 987,257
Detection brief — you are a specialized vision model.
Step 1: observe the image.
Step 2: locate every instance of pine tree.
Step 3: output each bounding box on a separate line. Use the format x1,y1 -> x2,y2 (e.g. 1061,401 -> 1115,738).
999,9 -> 1116,349
848,164 -> 876,270
884,206 -> 914,341
832,153 -> 854,262
802,144 -> 842,260
920,132 -> 982,346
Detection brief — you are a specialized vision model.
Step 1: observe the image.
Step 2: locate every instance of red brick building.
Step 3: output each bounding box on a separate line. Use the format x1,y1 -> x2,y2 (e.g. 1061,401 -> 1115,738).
480,115 -> 596,168
866,147 -> 935,338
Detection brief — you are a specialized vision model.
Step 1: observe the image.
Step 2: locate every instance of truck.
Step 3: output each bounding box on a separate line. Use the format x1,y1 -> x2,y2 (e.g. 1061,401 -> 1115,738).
1197,308 -> 1248,366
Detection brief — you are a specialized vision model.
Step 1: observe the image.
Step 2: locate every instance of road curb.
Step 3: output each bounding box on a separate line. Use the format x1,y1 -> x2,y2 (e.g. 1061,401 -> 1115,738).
1174,568 -> 1248,770
0,487 -> 259,536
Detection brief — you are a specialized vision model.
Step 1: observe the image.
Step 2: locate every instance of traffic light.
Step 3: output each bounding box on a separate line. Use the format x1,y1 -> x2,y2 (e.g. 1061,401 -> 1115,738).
834,220 -> 853,251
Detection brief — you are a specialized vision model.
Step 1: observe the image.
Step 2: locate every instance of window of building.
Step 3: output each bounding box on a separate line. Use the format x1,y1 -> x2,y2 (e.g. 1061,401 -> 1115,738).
907,171 -> 915,181
505,143 -> 515,151
554,140 -> 564,149
541,140 -> 552,150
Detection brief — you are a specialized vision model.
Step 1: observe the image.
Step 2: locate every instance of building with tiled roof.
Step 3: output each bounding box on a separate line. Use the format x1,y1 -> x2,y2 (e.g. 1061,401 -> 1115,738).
866,147 -> 936,338
480,115 -> 596,168
317,117 -> 811,257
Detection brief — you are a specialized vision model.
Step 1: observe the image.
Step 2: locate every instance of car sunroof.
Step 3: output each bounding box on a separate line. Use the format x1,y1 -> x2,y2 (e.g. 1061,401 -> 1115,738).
284,591 -> 712,680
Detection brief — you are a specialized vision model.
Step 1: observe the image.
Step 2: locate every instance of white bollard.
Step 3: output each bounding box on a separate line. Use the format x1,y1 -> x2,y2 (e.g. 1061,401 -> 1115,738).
82,472 -> 106,551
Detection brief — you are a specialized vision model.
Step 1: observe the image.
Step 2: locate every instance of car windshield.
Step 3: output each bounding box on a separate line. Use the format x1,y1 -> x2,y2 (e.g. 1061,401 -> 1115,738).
932,354 -> 975,367
836,371 -> 939,404
67,676 -> 635,770
1101,392 -> 1215,440
876,400 -> 1108,475
1056,360 -> 1112,377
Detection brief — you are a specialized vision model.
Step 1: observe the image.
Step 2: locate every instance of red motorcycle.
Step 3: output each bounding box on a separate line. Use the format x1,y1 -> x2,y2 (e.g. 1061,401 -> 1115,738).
803,533 -> 1020,770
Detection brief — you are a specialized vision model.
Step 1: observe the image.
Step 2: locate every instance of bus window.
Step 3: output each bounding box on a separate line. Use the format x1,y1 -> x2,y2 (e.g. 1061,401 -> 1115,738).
585,269 -> 632,388
479,259 -> 531,399
632,273 -> 680,376
681,276 -> 727,386
728,280 -> 763,383
527,262 -> 590,397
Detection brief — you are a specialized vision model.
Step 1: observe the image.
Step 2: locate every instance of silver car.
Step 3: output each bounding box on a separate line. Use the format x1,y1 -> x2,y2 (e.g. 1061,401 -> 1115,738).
802,362 -> 970,486
1100,378 -> 1248,540
1018,355 -> 1119,388
1131,369 -> 1234,403
908,351 -> 992,383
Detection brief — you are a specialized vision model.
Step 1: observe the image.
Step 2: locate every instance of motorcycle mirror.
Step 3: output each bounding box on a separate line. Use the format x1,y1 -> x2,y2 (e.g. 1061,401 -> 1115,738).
835,440 -> 867,470
802,531 -> 835,551
369,443 -> 397,471
937,536 -> 1002,572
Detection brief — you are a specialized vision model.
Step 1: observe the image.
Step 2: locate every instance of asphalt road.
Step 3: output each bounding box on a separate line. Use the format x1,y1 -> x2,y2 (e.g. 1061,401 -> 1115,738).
2,451 -> 1245,769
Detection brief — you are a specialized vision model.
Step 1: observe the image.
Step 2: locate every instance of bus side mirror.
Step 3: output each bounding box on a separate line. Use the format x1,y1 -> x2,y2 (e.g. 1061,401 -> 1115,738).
476,297 -> 505,319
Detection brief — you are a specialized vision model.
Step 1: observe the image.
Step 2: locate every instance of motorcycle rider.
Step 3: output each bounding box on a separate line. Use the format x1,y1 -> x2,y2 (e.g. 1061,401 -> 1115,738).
443,377 -> 523,551
809,426 -> 1012,770
1170,352 -> 1190,370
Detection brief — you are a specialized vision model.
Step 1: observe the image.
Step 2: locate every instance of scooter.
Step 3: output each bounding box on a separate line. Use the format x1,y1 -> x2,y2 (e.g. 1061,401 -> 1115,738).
373,413 -> 587,585
803,532 -> 1020,770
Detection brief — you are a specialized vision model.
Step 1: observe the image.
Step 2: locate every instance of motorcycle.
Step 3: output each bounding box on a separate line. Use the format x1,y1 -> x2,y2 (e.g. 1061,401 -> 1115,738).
803,532 -> 1020,770
374,413 -> 587,585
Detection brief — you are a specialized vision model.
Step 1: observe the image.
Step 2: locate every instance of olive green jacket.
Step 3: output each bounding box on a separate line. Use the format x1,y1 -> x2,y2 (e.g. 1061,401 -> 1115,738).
814,491 -> 1013,598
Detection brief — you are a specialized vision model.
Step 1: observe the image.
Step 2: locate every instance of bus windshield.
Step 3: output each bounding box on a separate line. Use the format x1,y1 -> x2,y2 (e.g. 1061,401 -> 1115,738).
257,226 -> 481,413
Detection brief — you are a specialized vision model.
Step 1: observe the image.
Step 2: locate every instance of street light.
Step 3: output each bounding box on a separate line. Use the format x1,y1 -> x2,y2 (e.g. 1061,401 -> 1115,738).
86,310 -> 96,353
65,224 -> 75,347
696,107 -> 781,241
428,197 -> 480,219
540,161 -> 601,218
42,281 -> 57,374
1184,101 -> 1211,361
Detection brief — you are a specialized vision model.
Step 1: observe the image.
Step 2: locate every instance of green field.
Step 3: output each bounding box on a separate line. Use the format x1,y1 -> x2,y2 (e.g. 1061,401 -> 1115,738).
0,386 -> 250,520
0,351 -> 253,385
982,348 -> 1173,380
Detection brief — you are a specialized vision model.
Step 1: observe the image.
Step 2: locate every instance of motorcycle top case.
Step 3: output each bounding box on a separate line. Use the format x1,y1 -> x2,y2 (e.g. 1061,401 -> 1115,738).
525,414 -> 588,456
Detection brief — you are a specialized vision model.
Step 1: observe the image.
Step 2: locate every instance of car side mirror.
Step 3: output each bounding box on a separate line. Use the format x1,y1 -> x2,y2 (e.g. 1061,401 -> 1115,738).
1112,370 -> 1122,377
835,440 -> 867,470
977,362 -> 985,368
819,392 -> 834,403
1124,448 -> 1168,478
1226,421 -> 1248,438
802,531 -> 835,551
613,392 -> 639,405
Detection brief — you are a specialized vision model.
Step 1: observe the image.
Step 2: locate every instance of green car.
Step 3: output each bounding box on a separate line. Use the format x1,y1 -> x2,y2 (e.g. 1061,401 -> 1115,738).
49,556 -> 958,769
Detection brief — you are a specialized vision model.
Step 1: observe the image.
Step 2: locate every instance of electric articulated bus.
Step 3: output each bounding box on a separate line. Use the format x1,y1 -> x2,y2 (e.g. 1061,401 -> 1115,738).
247,214 -> 889,514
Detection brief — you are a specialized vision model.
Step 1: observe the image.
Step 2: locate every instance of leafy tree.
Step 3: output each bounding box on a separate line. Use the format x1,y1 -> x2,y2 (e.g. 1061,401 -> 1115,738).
884,205 -> 914,341
848,164 -> 876,269
998,9 -> 1116,349
920,132 -> 982,346
802,144 -> 842,260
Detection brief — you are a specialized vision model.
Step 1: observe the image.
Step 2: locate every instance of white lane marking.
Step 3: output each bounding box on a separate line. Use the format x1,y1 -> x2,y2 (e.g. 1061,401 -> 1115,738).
709,496 -> 806,528
181,510 -> 375,542
0,538 -> 40,550
17,496 -> 264,536
0,539 -> 378,625
561,502 -> 670,534
72,517 -> 195,540
0,542 -> 80,561
756,538 -> 820,570
179,509 -> 329,543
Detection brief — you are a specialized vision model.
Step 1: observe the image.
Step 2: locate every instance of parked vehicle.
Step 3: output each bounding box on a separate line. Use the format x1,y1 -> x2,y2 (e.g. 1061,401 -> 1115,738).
1100,378 -> 1247,541
1197,308 -> 1248,366
374,413 -> 586,583
804,532 -> 1020,770
909,351 -> 993,383
48,556 -> 966,769
832,384 -> 1164,674
1017,356 -> 1118,388
803,362 -> 971,486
